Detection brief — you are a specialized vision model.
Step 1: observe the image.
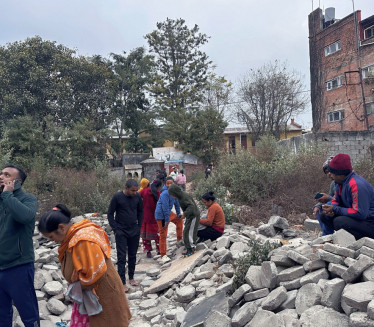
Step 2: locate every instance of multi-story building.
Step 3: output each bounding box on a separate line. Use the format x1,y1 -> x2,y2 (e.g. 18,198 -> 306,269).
309,7 -> 374,132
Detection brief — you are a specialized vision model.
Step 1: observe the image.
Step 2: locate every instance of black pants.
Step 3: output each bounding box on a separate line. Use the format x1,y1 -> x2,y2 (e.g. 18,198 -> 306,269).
0,263 -> 40,327
115,233 -> 140,284
197,226 -> 222,241
319,214 -> 374,240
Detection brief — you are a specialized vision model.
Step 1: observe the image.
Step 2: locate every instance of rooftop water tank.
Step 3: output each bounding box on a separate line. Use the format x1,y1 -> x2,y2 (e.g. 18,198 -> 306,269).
325,7 -> 335,22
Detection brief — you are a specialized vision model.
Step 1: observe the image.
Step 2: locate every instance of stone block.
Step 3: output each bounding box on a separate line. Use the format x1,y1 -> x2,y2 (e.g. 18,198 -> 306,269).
204,310 -> 232,327
357,246 -> 374,259
350,237 -> 374,251
279,277 -> 302,291
300,268 -> 329,286
216,236 -> 231,249
287,250 -> 309,264
368,299 -> 374,320
303,260 -> 326,272
299,305 -> 349,327
349,312 -> 374,327
175,285 -> 196,303
261,286 -> 287,311
277,265 -> 305,282
316,249 -> 344,265
258,224 -> 276,237
244,288 -> 269,302
231,301 -> 258,327
332,229 -> 356,247
323,242 -> 355,258
279,290 -> 298,310
328,263 -> 348,277
247,309 -> 284,327
311,234 -> 333,245
321,278 -> 345,312
363,266 -> 374,282
260,261 -> 278,289
270,254 -> 295,267
245,266 -> 265,290
342,281 -> 374,312
295,283 -> 322,315
304,218 -> 321,231
344,257 -> 356,266
228,284 -> 251,308
268,215 -> 289,230
342,254 -> 374,283
46,298 -> 66,315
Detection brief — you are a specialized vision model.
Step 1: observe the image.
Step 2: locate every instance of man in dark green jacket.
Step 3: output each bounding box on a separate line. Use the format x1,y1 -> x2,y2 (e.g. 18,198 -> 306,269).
0,164 -> 39,327
168,184 -> 200,256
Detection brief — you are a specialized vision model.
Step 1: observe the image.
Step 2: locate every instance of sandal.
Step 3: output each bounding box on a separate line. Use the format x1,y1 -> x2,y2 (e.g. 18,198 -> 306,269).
129,279 -> 139,286
123,284 -> 129,293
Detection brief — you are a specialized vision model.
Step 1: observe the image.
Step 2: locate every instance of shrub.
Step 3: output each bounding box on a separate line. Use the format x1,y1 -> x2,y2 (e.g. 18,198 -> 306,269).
231,239 -> 280,291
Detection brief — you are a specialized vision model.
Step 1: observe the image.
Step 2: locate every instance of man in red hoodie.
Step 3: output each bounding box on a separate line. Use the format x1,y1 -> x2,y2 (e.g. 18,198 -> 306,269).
320,153 -> 374,239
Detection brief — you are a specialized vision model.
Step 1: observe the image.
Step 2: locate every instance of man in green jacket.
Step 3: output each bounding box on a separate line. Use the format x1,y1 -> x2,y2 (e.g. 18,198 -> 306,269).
0,164 -> 39,327
168,184 -> 200,256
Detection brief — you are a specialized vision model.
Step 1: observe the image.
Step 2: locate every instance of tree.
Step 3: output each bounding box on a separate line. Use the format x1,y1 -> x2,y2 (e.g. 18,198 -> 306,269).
109,47 -> 157,152
235,61 -> 307,143
145,18 -> 212,115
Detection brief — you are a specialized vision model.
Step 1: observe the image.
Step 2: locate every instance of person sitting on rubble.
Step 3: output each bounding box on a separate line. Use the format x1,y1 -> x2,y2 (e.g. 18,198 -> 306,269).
312,156 -> 336,235
319,153 -> 374,240
197,191 -> 225,241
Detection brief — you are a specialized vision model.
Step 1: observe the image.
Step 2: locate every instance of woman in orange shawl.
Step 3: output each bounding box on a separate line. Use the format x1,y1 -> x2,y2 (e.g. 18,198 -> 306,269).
38,204 -> 131,327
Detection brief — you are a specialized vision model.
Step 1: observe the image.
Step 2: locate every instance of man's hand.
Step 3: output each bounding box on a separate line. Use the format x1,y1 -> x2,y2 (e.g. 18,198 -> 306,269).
177,214 -> 183,219
317,193 -> 330,203
322,204 -> 334,217
3,180 -> 15,192
312,207 -> 320,219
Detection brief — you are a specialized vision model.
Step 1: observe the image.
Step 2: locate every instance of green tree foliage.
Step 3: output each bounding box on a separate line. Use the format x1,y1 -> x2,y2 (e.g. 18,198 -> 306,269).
145,18 -> 212,114
236,61 -> 307,143
110,48 -> 158,152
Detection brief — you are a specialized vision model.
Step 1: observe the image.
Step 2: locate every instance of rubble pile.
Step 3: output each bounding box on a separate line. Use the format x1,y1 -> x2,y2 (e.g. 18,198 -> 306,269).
11,214 -> 374,327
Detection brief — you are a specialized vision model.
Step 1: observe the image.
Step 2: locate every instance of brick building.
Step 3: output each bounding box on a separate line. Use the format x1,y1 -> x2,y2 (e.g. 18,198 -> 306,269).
309,7 -> 374,133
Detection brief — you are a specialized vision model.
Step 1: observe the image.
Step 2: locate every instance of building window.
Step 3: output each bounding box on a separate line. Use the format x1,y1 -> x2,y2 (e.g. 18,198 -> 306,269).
365,26 -> 374,40
326,76 -> 344,90
324,40 -> 341,56
328,110 -> 345,123
365,102 -> 374,115
362,64 -> 374,79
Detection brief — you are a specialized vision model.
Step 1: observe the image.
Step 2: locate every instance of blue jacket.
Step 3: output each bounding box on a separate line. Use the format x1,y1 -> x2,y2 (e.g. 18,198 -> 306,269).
155,185 -> 181,222
332,172 -> 374,220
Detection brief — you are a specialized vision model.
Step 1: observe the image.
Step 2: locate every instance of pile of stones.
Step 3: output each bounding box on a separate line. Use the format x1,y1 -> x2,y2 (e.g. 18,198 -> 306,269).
11,214 -> 374,327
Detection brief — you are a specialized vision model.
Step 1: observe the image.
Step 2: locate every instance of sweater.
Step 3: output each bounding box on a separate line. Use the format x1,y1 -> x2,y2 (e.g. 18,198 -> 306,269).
200,202 -> 225,233
0,181 -> 38,270
107,192 -> 143,237
168,184 -> 200,220
155,185 -> 181,222
331,172 -> 374,220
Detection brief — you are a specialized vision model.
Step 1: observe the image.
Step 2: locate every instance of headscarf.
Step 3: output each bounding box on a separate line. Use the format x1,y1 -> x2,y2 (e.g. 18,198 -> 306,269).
139,178 -> 150,192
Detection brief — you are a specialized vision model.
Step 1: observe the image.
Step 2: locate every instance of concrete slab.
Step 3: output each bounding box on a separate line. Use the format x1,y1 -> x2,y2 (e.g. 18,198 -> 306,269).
145,250 -> 205,294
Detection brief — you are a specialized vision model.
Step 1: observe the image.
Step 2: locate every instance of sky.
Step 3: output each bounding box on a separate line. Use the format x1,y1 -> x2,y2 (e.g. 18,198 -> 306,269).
1,0 -> 373,129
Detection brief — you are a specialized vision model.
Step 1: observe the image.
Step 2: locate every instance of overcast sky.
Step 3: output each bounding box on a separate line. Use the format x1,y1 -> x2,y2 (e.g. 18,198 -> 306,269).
1,0 -> 373,128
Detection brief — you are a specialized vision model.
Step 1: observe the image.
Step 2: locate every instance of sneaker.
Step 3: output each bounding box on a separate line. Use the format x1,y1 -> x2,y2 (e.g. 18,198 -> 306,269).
183,249 -> 195,257
161,255 -> 171,263
146,251 -> 152,258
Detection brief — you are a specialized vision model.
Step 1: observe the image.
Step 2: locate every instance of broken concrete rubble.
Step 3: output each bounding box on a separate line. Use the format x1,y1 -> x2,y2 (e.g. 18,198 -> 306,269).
15,213 -> 374,326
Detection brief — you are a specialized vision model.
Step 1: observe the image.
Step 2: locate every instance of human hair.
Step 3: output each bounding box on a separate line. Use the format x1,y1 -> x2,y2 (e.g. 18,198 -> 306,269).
150,179 -> 162,203
322,156 -> 334,174
180,169 -> 184,175
4,164 -> 27,184
125,179 -> 138,188
202,191 -> 215,202
165,176 -> 174,182
38,204 -> 72,233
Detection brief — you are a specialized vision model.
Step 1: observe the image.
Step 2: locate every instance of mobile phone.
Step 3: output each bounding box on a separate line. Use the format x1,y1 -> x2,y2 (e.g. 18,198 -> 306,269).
314,192 -> 323,199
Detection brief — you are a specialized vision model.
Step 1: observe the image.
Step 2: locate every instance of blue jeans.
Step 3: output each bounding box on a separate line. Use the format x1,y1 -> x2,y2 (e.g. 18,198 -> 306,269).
316,210 -> 334,235
0,263 -> 40,327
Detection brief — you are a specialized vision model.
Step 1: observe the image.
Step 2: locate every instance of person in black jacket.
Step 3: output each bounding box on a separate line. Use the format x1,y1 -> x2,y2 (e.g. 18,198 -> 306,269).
107,179 -> 143,292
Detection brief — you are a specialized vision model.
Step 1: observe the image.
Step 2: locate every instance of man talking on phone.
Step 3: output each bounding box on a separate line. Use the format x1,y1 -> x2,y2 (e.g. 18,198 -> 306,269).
0,164 -> 39,327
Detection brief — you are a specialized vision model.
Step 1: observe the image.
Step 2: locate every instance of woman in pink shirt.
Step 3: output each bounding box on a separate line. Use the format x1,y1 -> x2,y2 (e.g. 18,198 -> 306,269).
175,169 -> 186,191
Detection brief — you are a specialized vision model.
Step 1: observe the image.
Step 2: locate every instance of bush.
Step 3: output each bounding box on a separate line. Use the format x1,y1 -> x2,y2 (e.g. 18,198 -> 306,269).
354,157 -> 374,186
24,161 -> 126,218
231,239 -> 280,291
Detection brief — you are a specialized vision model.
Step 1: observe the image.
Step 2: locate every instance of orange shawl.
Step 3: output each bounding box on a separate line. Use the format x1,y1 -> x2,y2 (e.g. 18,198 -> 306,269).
58,219 -> 111,285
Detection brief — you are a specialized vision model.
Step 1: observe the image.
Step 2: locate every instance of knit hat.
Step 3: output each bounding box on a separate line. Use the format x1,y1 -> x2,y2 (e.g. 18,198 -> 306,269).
322,156 -> 334,173
328,153 -> 353,175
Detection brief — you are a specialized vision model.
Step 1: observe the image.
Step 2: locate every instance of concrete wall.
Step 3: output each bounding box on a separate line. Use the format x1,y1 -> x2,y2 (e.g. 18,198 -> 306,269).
278,131 -> 374,162
108,167 -> 125,180
122,153 -> 149,165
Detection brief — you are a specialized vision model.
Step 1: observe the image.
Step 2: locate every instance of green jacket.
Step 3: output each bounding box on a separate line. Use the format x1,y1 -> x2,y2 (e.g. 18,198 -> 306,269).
168,184 -> 200,220
0,181 -> 38,270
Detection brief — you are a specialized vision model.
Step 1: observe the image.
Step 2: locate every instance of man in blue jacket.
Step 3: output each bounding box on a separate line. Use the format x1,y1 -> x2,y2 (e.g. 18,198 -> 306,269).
0,164 -> 39,327
155,177 -> 182,263
320,153 -> 374,239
